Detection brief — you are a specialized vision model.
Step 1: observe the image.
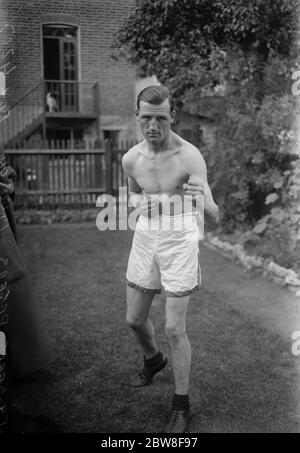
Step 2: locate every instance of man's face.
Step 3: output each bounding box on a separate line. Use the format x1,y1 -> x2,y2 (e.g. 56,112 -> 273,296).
136,99 -> 175,144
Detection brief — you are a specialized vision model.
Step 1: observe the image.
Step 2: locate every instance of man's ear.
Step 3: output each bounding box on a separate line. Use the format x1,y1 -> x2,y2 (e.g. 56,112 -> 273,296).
135,109 -> 139,118
171,109 -> 176,123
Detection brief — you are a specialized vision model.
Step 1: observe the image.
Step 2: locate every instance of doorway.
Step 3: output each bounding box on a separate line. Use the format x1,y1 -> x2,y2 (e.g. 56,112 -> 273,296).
42,24 -> 78,112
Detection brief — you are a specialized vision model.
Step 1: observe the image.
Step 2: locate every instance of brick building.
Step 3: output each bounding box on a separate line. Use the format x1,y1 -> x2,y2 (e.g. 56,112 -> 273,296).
0,0 -> 137,148
0,0 -> 218,208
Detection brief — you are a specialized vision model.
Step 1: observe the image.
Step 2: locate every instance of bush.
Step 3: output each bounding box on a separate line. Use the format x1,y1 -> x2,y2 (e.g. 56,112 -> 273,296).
115,0 -> 299,269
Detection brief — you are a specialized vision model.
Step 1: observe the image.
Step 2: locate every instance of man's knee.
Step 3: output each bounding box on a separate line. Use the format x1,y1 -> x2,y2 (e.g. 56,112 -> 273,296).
165,323 -> 186,342
126,314 -> 146,330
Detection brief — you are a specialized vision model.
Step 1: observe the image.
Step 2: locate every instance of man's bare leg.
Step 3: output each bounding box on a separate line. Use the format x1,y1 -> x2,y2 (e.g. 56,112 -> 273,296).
164,295 -> 191,432
126,285 -> 168,386
165,295 -> 191,393
126,285 -> 158,358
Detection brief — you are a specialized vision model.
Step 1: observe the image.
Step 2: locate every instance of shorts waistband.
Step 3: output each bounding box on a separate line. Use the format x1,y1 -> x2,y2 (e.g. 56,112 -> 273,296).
138,212 -> 197,231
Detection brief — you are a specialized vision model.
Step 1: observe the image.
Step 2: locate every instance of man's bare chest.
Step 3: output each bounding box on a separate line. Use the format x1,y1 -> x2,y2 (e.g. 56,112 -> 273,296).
133,153 -> 189,194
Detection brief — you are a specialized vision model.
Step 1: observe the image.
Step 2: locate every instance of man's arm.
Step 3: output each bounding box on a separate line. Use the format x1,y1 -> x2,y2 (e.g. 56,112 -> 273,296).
183,148 -> 219,225
122,150 -> 144,207
122,150 -> 156,216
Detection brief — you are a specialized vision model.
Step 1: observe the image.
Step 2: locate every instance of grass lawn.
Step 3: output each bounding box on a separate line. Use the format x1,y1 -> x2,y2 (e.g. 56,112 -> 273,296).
6,223 -> 299,433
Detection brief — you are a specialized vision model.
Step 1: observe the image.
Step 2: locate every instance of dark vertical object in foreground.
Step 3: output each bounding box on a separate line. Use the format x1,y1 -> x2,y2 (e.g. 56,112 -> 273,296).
5,225 -> 55,380
0,237 -> 9,431
0,152 -> 13,431
0,151 -> 55,431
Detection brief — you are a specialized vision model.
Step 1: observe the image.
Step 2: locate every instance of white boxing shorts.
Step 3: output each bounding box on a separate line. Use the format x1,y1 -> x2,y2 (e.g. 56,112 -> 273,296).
126,212 -> 201,297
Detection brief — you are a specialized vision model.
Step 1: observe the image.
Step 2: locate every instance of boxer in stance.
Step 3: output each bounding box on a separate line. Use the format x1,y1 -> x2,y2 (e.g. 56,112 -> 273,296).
122,86 -> 219,433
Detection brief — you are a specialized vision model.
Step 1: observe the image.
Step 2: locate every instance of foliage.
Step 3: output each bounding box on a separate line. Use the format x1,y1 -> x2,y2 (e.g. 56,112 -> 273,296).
116,0 -> 298,103
115,0 -> 300,268
202,91 -> 298,229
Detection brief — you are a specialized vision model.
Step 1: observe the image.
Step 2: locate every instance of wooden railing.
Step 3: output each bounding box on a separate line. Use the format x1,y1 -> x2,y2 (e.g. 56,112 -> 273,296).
0,82 -> 43,147
0,80 -> 100,149
5,141 -> 134,209
44,80 -> 99,115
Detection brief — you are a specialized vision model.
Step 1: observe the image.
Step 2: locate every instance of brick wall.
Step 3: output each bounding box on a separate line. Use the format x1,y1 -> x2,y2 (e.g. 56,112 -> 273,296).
2,0 -> 136,134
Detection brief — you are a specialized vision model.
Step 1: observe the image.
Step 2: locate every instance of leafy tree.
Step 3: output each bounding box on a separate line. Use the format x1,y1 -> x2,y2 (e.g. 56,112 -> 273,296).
116,0 -> 298,104
115,0 -> 300,268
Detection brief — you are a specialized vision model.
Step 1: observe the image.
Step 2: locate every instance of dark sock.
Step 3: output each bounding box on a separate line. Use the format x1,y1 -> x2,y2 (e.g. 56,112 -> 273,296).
144,351 -> 163,369
172,393 -> 189,412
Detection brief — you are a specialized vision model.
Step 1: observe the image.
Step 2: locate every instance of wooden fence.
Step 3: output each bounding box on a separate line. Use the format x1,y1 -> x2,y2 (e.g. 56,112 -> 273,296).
5,141 -> 132,209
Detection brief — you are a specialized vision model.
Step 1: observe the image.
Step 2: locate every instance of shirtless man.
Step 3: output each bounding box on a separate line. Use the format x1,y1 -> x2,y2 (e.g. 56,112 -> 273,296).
122,85 -> 219,433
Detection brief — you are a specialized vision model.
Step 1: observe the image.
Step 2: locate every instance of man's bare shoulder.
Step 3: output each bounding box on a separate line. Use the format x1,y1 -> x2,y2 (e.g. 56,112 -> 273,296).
122,141 -> 145,175
176,135 -> 206,169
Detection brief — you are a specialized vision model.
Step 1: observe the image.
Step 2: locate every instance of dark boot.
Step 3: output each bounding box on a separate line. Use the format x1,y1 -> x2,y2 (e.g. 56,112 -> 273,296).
129,355 -> 168,388
164,409 -> 192,433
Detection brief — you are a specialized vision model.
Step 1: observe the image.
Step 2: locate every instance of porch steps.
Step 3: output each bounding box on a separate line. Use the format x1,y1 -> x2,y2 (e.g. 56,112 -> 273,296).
3,111 -> 43,148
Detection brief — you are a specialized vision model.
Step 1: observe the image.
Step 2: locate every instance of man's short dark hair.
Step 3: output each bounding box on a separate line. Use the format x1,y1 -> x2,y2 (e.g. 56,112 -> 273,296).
136,85 -> 174,112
